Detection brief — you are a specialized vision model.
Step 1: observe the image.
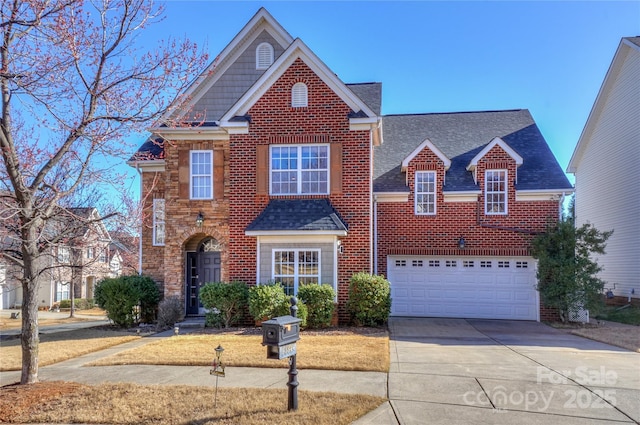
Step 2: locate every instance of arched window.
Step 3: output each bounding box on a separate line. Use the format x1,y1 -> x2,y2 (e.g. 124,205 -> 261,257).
291,82 -> 308,107
256,42 -> 274,70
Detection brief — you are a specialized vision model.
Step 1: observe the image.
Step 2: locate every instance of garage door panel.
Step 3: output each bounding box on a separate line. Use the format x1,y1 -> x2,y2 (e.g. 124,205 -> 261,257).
389,256 -> 538,321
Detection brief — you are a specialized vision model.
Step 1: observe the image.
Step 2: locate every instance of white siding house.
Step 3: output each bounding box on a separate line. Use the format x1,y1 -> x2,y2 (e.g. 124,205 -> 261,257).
567,37 -> 640,300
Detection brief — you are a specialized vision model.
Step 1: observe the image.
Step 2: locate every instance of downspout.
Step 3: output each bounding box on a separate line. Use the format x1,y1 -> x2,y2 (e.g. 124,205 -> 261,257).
370,129 -> 375,274
135,164 -> 143,275
373,195 -> 378,275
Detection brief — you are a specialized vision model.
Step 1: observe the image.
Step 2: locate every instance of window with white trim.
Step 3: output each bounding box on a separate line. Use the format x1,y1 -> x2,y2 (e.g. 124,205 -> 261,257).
273,249 -> 320,296
256,42 -> 274,70
55,281 -> 70,302
57,246 -> 70,264
270,145 -> 328,195
415,171 -> 436,215
190,150 -> 213,199
485,170 -> 507,214
291,82 -> 308,107
153,199 -> 165,246
87,247 -> 94,259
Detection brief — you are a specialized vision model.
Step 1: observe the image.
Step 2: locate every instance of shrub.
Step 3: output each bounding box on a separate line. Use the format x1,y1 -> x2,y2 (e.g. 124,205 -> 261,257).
59,298 -> 94,310
94,275 -> 160,327
347,272 -> 391,326
125,275 -> 160,323
94,278 -> 140,327
156,296 -> 184,330
248,283 -> 307,327
298,284 -> 335,328
248,283 -> 289,321
200,281 -> 249,328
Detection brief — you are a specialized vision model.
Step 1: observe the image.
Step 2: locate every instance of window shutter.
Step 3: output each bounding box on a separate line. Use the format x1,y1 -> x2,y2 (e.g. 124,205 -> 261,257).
214,150 -> 224,199
256,145 -> 268,195
178,149 -> 189,198
330,143 -> 342,194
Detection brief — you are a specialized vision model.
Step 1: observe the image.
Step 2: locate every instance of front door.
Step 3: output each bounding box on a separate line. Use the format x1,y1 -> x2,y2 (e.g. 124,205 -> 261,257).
185,251 -> 221,315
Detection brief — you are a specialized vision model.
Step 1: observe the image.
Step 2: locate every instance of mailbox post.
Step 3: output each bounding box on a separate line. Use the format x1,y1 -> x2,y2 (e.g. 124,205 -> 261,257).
261,297 -> 301,411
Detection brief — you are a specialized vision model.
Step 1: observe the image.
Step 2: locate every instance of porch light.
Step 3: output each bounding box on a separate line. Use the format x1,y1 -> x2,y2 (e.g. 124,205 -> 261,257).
457,236 -> 466,249
196,212 -> 204,227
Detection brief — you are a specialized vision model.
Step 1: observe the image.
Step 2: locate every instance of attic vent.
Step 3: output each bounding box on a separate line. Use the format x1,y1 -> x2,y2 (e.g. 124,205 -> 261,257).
291,82 -> 308,107
256,42 -> 274,70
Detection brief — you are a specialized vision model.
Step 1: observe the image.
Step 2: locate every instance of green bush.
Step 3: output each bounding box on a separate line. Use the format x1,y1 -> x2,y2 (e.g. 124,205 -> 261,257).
59,298 -> 94,310
156,296 -> 184,330
248,283 -> 307,327
298,284 -> 335,328
94,275 -> 160,327
200,281 -> 249,328
248,283 -> 290,321
347,272 -> 391,326
94,278 -> 140,327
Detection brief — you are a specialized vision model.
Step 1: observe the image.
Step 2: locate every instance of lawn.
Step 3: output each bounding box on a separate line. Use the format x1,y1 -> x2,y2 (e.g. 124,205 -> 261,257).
0,382 -> 386,425
595,304 -> 640,325
0,329 -> 140,371
89,331 -> 390,372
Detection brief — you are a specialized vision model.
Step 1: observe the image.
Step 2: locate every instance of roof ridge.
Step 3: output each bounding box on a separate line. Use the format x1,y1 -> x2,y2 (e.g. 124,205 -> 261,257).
384,109 -> 526,118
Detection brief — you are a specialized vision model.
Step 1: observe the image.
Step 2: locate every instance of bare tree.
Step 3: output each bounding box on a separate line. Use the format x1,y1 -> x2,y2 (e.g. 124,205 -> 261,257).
0,0 -> 206,384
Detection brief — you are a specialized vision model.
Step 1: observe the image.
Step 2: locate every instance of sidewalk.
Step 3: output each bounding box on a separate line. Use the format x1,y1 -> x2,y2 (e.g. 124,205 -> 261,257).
0,324 -> 388,399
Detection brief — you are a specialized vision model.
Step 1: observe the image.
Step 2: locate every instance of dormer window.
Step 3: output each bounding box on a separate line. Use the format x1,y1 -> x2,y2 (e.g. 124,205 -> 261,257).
256,42 -> 274,70
485,170 -> 507,214
291,82 -> 308,107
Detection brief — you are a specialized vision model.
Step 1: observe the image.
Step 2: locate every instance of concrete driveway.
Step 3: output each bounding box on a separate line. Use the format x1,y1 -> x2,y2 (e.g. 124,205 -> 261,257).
357,317 -> 640,425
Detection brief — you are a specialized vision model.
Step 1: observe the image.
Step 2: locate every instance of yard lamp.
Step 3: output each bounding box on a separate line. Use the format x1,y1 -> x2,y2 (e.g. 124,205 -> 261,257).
196,212 -> 204,227
457,236 -> 466,249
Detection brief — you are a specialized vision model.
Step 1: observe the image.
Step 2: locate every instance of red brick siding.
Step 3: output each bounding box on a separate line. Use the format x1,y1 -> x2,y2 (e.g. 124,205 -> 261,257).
227,59 -> 372,321
377,143 -> 562,319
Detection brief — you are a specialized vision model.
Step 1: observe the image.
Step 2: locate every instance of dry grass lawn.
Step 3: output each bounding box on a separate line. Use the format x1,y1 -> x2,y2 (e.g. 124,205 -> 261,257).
0,329 -> 139,371
90,332 -> 390,372
1,381 -> 386,425
571,327 -> 640,353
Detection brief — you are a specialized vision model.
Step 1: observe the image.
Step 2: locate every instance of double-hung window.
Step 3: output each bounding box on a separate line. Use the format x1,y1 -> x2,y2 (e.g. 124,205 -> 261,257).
270,145 -> 328,195
415,171 -> 436,215
57,246 -> 70,264
485,170 -> 507,214
190,150 -> 213,199
55,282 -> 70,302
273,249 -> 320,296
153,199 -> 165,246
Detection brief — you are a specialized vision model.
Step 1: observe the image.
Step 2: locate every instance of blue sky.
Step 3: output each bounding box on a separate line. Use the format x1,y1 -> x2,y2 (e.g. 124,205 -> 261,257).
126,1 -> 639,191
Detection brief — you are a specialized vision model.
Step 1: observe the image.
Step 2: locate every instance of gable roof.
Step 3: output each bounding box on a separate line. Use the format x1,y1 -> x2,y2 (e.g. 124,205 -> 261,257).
567,37 -> 640,173
245,199 -> 348,235
161,8 -> 294,124
374,109 -> 573,193
401,138 -> 451,171
467,137 -> 523,171
220,38 -> 378,125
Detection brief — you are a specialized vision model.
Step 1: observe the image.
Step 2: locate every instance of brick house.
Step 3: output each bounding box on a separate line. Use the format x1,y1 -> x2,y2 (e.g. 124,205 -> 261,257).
129,8 -> 573,322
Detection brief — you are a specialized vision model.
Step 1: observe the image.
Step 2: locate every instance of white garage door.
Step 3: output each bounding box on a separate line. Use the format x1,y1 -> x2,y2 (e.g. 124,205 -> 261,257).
388,257 -> 539,321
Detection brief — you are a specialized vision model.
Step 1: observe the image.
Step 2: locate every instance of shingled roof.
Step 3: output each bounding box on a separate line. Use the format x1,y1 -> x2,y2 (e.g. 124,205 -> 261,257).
246,199 -> 348,233
374,109 -> 573,193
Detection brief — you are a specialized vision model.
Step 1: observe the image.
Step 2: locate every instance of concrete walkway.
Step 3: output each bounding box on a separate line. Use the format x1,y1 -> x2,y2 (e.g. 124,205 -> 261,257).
2,316 -> 639,424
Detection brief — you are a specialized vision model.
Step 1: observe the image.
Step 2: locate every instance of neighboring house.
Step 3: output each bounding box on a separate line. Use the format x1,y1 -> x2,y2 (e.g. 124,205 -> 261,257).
109,231 -> 140,277
567,37 -> 640,302
129,8 -> 573,321
0,207 -> 113,309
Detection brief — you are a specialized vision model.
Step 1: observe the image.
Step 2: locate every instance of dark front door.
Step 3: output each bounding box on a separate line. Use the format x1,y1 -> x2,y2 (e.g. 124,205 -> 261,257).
186,251 -> 221,315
